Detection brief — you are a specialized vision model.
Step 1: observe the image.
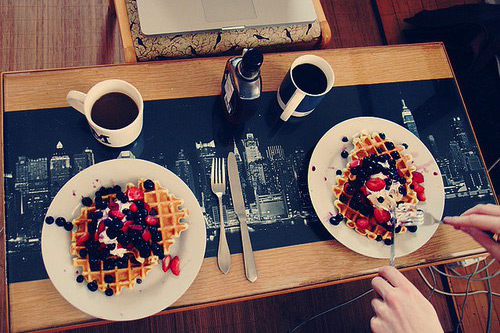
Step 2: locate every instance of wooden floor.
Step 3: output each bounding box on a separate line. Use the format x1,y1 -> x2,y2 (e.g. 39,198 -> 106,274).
0,0 -> 498,332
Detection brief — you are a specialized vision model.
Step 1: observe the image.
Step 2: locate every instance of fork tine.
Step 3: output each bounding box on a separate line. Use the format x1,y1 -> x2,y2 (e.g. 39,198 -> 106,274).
222,158 -> 226,186
211,158 -> 215,185
216,158 -> 220,184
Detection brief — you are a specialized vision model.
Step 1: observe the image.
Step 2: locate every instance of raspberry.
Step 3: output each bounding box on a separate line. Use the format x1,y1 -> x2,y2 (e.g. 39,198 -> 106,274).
98,221 -> 106,234
412,181 -> 425,194
127,187 -> 144,201
142,228 -> 151,241
412,171 -> 424,183
108,202 -> 119,211
146,215 -> 158,226
417,190 -> 426,201
356,218 -> 370,230
170,256 -> 180,276
110,210 -> 125,219
121,220 -> 133,232
162,255 -> 171,272
129,203 -> 138,212
374,208 -> 391,223
366,178 -> 385,191
369,216 -> 378,226
360,186 -> 368,196
349,159 -> 362,168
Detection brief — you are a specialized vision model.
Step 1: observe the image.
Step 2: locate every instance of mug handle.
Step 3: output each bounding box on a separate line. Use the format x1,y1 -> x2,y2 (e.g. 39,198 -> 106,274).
66,90 -> 87,114
280,90 -> 305,121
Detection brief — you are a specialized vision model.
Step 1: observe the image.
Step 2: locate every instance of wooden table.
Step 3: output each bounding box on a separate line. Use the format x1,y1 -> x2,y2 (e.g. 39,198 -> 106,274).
1,43 -> 493,332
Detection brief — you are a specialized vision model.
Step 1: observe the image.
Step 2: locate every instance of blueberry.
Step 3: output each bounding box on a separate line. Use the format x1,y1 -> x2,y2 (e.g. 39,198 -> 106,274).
388,159 -> 396,167
144,179 -> 155,191
117,256 -> 129,268
407,225 -> 418,233
45,216 -> 54,225
104,218 -> 113,227
113,185 -> 122,193
88,222 -> 97,234
99,248 -> 110,259
117,234 -> 129,246
339,194 -> 349,204
90,259 -> 100,271
112,217 -> 123,229
79,249 -> 88,258
82,197 -> 93,207
122,208 -> 131,215
152,231 -> 162,242
376,235 -> 383,242
402,143 -> 408,149
158,252 -> 165,260
395,226 -> 402,233
344,183 -> 355,195
376,147 -> 384,154
104,275 -> 114,283
341,150 -> 349,158
151,243 -> 162,256
410,184 -> 415,190
336,169 -> 342,176
384,238 -> 393,246
137,208 -> 148,218
135,200 -> 145,208
342,136 -> 349,142
104,258 -> 116,270
350,166 -> 360,175
390,151 -> 401,160
55,217 -> 66,227
360,205 -> 373,217
136,278 -> 142,284
105,288 -> 114,296
377,197 -> 385,203
105,187 -> 114,194
106,228 -> 117,239
76,275 -> 84,283
64,222 -> 74,231
385,142 -> 395,150
107,243 -> 116,251
149,208 -> 158,216
379,133 -> 386,139
94,211 -> 103,219
117,192 -> 128,203
95,199 -> 107,210
398,186 -> 407,195
87,281 -> 98,292
95,190 -> 102,198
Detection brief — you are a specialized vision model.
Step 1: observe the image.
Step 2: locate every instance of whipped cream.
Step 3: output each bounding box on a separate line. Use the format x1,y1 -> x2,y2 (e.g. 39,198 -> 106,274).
95,200 -> 133,258
366,172 -> 403,211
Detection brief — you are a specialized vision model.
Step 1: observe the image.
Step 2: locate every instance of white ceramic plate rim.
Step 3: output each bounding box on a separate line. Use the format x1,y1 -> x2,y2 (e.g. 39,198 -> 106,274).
41,158 -> 206,321
308,117 -> 445,259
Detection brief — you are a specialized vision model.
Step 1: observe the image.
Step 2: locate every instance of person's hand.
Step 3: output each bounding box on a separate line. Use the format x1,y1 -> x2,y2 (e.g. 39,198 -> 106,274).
370,266 -> 443,333
443,204 -> 500,261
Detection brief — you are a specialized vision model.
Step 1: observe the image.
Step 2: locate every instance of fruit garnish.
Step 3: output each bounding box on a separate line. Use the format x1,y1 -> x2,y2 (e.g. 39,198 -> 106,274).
170,256 -> 180,276
162,255 -> 171,272
76,233 -> 90,245
417,191 -> 426,202
374,208 -> 391,223
127,187 -> 144,200
142,228 -> 152,242
355,218 -> 370,230
349,159 -> 362,168
366,178 -> 385,191
146,215 -> 158,225
412,171 -> 424,183
129,202 -> 138,212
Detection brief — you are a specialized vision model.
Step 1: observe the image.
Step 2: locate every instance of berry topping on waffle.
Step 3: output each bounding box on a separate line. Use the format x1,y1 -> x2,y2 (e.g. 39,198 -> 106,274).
332,132 -> 425,243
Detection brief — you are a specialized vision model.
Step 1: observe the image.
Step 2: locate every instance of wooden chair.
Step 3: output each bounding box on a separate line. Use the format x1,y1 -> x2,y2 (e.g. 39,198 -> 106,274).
114,0 -> 332,63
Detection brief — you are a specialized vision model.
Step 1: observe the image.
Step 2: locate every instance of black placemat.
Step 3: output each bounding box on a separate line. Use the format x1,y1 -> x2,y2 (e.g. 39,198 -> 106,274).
4,78 -> 495,283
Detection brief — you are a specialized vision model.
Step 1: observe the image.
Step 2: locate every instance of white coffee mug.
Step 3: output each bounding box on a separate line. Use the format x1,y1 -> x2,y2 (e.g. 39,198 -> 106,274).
66,79 -> 143,147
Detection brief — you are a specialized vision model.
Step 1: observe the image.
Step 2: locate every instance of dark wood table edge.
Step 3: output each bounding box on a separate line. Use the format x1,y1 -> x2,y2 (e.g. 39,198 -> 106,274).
1,71 -> 9,333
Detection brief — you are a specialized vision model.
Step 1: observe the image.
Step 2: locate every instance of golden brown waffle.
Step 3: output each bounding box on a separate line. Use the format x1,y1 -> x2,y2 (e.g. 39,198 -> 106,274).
333,132 -> 417,242
70,179 -> 188,295
135,179 -> 189,255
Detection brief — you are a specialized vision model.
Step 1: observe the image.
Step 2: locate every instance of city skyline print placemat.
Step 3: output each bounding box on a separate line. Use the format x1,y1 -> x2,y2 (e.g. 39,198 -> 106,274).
4,78 -> 495,283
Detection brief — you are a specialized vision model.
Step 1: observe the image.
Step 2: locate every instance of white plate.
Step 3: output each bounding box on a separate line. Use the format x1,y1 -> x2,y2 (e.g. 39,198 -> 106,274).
308,117 -> 444,259
41,158 -> 206,321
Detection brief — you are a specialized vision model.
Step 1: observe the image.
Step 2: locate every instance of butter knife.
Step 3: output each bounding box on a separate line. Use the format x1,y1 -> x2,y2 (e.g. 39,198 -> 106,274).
227,152 -> 258,282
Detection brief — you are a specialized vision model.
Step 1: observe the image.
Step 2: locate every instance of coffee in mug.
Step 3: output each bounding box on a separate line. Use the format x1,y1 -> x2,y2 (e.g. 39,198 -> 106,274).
277,55 -> 335,121
66,79 -> 143,147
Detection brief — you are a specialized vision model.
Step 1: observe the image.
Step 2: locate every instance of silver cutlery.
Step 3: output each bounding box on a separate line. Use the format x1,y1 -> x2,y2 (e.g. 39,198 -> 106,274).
389,208 -> 396,267
211,157 -> 231,274
228,152 -> 258,282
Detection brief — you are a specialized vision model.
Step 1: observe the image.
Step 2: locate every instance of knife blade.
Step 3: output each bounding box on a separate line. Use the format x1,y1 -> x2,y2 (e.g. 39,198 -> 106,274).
227,152 -> 258,282
390,208 -> 396,267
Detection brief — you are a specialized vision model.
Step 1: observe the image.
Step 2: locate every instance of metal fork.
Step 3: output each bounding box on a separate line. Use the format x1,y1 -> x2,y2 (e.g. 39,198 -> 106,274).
211,158 -> 231,274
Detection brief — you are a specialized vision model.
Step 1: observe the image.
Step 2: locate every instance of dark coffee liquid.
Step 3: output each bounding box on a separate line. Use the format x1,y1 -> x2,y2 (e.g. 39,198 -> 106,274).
91,93 -> 138,130
292,63 -> 328,95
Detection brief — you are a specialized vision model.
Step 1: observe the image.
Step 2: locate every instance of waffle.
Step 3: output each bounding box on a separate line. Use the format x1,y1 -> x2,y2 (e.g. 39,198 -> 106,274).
70,179 -> 188,295
135,179 -> 189,255
333,131 -> 418,242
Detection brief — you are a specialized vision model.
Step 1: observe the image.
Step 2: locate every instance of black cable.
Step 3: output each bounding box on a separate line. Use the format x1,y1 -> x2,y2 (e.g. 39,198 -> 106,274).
289,288 -> 374,332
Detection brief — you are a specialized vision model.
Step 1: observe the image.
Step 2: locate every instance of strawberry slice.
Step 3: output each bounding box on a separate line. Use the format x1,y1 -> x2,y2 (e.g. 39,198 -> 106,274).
366,178 -> 385,191
162,255 -> 171,272
98,221 -> 106,234
110,210 -> 125,219
170,256 -> 180,275
94,232 -> 99,241
127,187 -> 144,201
146,215 -> 158,226
349,159 -> 362,168
412,171 -> 424,183
129,203 -> 138,212
356,218 -> 370,230
360,185 -> 368,196
369,216 -> 378,226
417,189 -> 426,201
144,203 -> 151,211
374,208 -> 391,223
412,181 -> 425,194
129,224 -> 143,230
122,220 -> 133,232
76,233 -> 89,245
142,228 -> 151,241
